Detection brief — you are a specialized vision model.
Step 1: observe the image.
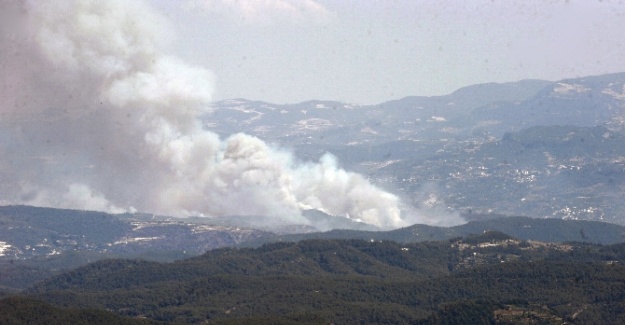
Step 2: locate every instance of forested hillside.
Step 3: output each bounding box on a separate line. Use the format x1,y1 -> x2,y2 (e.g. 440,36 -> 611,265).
18,236 -> 625,324
0,296 -> 159,325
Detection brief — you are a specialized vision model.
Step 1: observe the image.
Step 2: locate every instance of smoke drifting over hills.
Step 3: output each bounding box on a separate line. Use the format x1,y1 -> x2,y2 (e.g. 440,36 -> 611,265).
0,0 -> 425,229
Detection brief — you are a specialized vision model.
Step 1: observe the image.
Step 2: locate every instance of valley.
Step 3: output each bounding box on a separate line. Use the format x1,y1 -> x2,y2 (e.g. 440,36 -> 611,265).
203,73 -> 625,225
2,72 -> 625,323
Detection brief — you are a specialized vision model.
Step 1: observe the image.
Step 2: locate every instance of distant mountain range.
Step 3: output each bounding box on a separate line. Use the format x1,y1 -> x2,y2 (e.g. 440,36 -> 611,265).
204,72 -> 625,225
204,73 -> 625,145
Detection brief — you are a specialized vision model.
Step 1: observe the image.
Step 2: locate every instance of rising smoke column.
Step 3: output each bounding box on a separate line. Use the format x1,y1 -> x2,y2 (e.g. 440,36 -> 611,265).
0,0 -> 408,229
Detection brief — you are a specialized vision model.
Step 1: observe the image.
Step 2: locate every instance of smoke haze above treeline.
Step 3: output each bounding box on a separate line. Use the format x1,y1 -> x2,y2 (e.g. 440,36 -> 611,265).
0,0 -> 437,230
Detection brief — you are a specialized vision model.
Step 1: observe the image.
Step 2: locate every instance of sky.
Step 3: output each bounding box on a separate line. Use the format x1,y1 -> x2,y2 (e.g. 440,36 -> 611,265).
150,0 -> 625,105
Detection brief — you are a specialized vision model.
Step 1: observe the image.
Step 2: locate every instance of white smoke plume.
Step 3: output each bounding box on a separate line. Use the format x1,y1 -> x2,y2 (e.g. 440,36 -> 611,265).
0,0 -> 411,229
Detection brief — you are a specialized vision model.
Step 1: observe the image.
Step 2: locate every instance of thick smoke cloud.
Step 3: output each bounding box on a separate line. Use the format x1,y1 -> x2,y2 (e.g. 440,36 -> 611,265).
0,0 -> 414,229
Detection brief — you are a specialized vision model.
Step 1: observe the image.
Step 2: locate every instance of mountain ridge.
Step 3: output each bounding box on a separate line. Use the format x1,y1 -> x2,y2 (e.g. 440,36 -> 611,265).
243,215 -> 625,247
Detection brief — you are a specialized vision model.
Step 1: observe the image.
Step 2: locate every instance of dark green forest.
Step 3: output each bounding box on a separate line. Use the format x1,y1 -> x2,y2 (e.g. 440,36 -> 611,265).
0,234 -> 622,324
0,296 -> 159,325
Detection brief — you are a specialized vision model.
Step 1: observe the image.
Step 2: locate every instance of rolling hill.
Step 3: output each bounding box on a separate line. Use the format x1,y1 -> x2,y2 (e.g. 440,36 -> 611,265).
22,236 -> 625,324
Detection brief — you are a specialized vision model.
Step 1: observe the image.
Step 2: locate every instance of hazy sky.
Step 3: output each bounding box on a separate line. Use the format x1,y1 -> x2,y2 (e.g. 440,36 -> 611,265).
152,0 -> 624,104
0,0 -> 420,228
